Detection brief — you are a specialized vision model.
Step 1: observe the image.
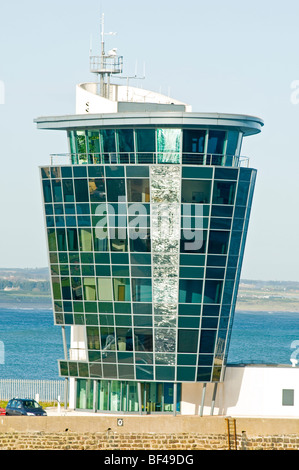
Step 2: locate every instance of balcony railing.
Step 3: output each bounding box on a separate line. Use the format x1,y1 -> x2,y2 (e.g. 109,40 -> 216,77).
49,152 -> 249,167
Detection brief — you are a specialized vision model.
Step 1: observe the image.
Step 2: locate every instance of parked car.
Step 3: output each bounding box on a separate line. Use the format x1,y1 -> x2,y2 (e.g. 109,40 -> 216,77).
0,407 -> 6,416
5,398 -> 47,416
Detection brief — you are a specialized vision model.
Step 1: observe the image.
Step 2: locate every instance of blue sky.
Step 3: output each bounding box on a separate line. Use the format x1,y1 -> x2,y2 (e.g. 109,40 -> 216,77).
0,0 -> 299,281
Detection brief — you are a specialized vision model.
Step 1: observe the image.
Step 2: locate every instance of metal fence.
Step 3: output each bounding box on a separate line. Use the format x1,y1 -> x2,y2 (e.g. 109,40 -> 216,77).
0,379 -> 65,402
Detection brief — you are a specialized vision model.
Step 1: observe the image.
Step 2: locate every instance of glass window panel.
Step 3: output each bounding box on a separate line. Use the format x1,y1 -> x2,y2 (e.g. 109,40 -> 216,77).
61,277 -> 71,300
46,216 -> 54,228
98,302 -> 113,314
74,179 -> 89,202
116,327 -> 133,351
207,130 -> 225,154
75,131 -> 87,154
205,268 -> 225,279
51,180 -> 63,203
127,179 -> 150,202
45,204 -> 54,216
181,180 -> 211,204
210,218 -> 232,230
118,129 -> 134,153
105,166 -> 125,178
93,228 -> 109,252
180,254 -> 205,266
83,278 -> 96,301
135,129 -> 155,163
97,278 -> 113,301
215,168 -> 238,180
226,131 -> 239,156
76,204 -> 90,214
179,279 -> 203,303
114,303 -> 131,314
110,231 -> 128,252
131,265 -> 151,277
51,277 -> 61,300
178,316 -> 200,328
134,329 -> 153,351
42,180 -> 52,203
208,231 -> 230,254
62,180 -> 74,202
73,166 -> 87,178
178,304 -> 201,316
207,255 -> 226,267
113,278 -> 131,301
67,228 -> 79,251
177,367 -> 196,381
71,277 -> 83,301
236,181 -> 250,206
101,129 -> 116,154
41,167 -> 50,179
129,229 -> 151,253
178,330 -> 198,353
197,367 -> 212,381
136,129 -> 155,152
202,317 -> 219,329
87,327 -> 101,349
182,167 -> 213,179
87,131 -> 100,155
79,229 -> 92,251
239,168 -> 252,182
106,179 -> 126,202
132,279 -> 152,302
89,179 -> 106,202
133,303 -> 152,314
100,327 -> 116,352
56,229 -> 67,251
126,166 -> 149,177
199,330 -> 217,353
229,231 -> 242,256
112,265 -> 130,276
179,267 -> 204,278
211,205 -> 233,217
130,253 -> 151,265
204,280 -> 223,304
177,354 -> 197,366
157,128 -> 181,163
88,166 -> 104,178
180,231 -> 206,254
183,129 -> 206,153
213,181 -> 236,205
202,305 -> 220,316
96,265 -> 111,276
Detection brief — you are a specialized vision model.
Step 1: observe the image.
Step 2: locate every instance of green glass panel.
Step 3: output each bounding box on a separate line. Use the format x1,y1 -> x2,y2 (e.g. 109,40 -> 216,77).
157,128 -> 181,163
113,278 -> 131,302
47,229 -> 57,251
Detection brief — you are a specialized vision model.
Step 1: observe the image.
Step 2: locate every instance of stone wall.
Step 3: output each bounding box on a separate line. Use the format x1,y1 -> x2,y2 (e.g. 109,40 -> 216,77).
0,416 -> 298,450
0,430 -> 299,450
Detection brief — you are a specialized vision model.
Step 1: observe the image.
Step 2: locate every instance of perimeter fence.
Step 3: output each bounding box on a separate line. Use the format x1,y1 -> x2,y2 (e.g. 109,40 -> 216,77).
0,379 -> 65,402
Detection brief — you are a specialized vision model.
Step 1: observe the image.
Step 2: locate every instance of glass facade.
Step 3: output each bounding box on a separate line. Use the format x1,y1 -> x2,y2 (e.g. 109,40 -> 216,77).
41,124 -> 256,412
67,128 -> 243,166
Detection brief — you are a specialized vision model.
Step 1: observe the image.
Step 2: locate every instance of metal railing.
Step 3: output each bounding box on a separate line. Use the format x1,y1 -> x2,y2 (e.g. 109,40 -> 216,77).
0,379 -> 65,402
49,152 -> 249,168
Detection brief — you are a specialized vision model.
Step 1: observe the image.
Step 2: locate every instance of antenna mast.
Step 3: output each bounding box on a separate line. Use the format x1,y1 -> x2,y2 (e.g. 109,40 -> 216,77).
90,14 -> 123,98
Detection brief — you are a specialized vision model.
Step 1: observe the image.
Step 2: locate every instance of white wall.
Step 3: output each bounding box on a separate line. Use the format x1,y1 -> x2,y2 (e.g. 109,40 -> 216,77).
181,366 -> 299,417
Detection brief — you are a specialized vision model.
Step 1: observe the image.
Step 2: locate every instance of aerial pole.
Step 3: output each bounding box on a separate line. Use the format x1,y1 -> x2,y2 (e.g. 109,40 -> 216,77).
89,13 -> 123,98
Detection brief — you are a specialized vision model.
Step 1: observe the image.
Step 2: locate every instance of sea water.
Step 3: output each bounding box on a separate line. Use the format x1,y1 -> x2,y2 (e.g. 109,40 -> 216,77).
0,307 -> 299,380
